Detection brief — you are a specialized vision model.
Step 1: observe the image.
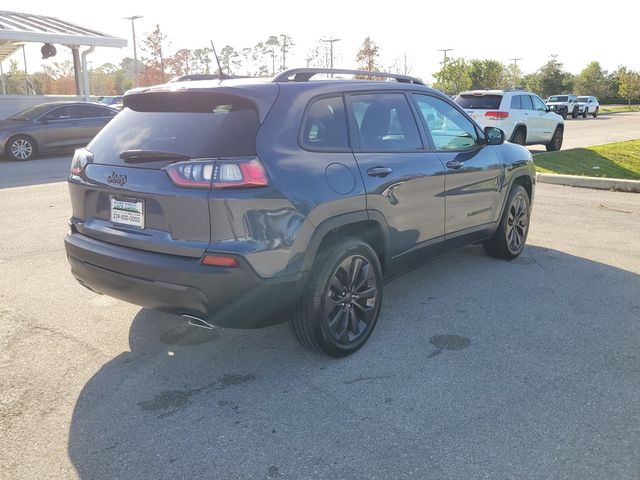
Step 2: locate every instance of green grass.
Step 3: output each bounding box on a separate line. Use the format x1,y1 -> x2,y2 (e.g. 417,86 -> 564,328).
599,105 -> 640,114
534,140 -> 640,180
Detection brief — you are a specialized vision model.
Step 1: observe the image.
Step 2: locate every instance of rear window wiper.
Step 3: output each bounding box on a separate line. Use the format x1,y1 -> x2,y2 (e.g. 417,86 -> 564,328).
119,150 -> 191,163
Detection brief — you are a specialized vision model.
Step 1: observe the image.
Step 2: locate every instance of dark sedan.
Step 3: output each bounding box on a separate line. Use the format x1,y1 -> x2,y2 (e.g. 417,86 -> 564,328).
0,102 -> 117,161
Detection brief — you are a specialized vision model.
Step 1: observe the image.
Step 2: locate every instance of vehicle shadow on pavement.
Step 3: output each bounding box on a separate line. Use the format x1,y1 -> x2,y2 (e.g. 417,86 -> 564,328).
67,245 -> 640,480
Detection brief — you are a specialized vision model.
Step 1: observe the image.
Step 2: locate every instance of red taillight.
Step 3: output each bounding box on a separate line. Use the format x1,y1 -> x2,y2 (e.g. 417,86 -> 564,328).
164,158 -> 269,189
70,148 -> 93,175
201,254 -> 239,268
485,111 -> 509,119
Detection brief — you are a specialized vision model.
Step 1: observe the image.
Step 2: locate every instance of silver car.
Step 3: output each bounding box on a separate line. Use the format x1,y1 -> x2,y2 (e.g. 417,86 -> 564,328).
0,101 -> 117,161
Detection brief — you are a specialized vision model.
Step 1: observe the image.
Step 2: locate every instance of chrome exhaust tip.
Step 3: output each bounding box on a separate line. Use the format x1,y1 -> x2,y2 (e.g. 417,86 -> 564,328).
182,314 -> 216,330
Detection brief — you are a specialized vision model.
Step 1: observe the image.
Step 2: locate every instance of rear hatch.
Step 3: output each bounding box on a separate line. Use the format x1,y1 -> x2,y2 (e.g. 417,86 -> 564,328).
69,86 -> 277,257
455,93 -> 504,127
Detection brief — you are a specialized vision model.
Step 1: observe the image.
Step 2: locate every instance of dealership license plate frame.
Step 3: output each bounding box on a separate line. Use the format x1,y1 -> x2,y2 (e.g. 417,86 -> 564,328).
110,196 -> 145,229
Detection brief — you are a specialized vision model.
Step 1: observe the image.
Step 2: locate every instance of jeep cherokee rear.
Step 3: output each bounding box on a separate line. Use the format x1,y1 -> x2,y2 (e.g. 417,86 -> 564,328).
65,68 -> 535,357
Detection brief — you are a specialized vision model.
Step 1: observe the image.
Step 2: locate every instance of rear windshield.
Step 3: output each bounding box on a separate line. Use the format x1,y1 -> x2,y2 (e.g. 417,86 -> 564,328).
9,103 -> 52,121
454,94 -> 502,110
88,92 -> 260,160
548,96 -> 568,102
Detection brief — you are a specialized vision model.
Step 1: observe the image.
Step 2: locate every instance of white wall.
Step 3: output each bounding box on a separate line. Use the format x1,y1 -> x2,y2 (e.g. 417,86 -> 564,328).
0,95 -> 100,119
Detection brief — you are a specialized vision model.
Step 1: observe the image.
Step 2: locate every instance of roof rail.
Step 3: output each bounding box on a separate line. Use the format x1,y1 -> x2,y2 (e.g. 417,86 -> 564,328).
272,68 -> 425,86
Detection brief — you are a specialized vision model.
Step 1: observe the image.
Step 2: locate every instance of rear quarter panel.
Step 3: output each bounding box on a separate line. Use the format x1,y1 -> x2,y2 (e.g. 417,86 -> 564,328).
207,84 -> 367,279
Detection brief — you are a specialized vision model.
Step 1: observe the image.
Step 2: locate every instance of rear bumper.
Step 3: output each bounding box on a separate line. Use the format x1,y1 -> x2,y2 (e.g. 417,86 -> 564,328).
64,232 -> 303,328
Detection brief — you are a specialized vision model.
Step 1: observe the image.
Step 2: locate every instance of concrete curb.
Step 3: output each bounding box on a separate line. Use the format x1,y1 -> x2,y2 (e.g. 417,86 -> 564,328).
537,173 -> 640,193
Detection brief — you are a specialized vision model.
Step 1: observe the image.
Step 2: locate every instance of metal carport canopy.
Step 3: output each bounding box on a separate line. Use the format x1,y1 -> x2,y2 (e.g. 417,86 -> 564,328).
0,10 -> 127,97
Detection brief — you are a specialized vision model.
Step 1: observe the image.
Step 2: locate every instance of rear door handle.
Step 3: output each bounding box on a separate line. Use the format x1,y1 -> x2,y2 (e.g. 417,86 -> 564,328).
446,160 -> 464,170
367,166 -> 393,177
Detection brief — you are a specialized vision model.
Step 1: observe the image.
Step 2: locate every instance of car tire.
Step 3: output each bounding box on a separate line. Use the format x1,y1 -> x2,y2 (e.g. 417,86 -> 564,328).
290,237 -> 383,357
483,185 -> 530,260
593,107 -> 599,118
582,108 -> 588,118
571,107 -> 578,118
545,126 -> 563,152
7,135 -> 37,161
560,110 -> 567,120
511,127 -> 526,145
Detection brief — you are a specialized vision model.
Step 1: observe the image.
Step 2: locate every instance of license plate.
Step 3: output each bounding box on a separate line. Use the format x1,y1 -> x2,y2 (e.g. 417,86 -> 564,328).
110,198 -> 144,228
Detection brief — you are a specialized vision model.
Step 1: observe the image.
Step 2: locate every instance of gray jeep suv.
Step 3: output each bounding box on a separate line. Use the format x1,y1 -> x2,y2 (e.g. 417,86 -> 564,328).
65,68 -> 535,357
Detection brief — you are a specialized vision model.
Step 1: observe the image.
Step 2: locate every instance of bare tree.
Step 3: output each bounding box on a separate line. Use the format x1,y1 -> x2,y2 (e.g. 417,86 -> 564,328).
265,36 -> 280,75
141,24 -> 170,84
305,40 -> 331,68
279,34 -> 294,71
355,36 -> 380,72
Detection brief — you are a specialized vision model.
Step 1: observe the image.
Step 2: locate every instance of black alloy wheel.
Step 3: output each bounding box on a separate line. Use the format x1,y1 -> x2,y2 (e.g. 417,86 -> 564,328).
483,185 -> 530,259
290,237 -> 383,357
505,191 -> 529,255
325,255 -> 378,345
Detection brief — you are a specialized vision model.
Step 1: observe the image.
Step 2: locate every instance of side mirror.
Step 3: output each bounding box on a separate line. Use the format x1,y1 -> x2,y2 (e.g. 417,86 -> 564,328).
545,107 -> 551,112
484,126 -> 504,145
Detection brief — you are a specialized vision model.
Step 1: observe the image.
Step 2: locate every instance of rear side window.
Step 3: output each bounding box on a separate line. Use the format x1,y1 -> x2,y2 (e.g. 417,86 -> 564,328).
88,92 -> 260,160
510,95 -> 522,109
77,105 -> 116,118
455,94 -> 503,109
301,96 -> 349,150
351,93 -> 422,151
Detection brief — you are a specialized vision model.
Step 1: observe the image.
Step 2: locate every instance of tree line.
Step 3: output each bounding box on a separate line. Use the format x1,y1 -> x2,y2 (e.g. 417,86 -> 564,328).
1,28 -> 639,105
433,55 -> 640,105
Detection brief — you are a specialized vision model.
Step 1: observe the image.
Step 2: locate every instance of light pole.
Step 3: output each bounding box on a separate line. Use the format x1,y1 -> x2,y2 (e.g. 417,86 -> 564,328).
123,15 -> 143,87
437,49 -> 453,94
321,38 -> 341,76
509,57 -> 523,88
437,48 -> 453,63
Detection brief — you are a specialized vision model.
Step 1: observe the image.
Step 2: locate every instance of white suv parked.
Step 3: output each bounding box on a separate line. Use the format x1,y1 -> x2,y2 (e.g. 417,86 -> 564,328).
576,96 -> 600,118
455,90 -> 565,151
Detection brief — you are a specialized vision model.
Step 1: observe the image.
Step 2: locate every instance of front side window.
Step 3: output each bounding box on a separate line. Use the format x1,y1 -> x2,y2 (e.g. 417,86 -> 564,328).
350,93 -> 422,151
41,106 -> 74,121
413,94 -> 479,150
532,96 -> 547,112
521,95 -> 534,111
301,96 -> 348,150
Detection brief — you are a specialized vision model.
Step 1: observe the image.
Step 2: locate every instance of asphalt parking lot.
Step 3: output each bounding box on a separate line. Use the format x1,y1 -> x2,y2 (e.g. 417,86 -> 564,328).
1,173 -> 639,478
